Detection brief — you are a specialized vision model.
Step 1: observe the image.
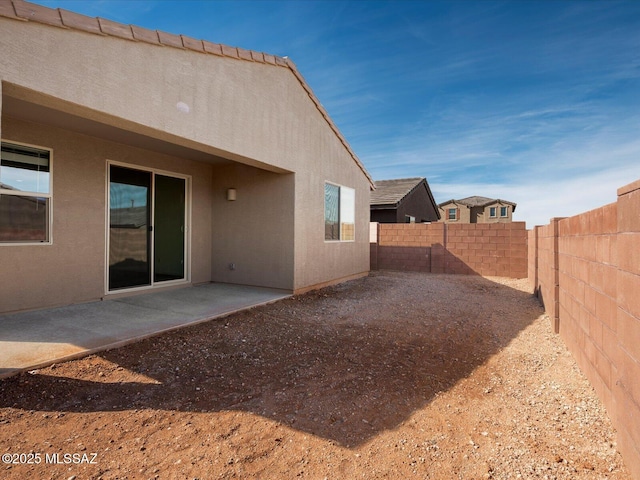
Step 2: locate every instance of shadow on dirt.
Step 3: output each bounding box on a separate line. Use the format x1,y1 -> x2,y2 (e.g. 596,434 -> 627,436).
0,272 -> 543,448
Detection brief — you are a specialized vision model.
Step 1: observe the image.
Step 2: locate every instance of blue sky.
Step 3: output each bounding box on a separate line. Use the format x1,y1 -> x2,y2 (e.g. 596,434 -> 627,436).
32,0 -> 640,227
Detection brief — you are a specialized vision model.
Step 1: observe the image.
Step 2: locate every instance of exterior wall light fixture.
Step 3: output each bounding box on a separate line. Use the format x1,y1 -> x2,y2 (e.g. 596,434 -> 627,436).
227,188 -> 237,201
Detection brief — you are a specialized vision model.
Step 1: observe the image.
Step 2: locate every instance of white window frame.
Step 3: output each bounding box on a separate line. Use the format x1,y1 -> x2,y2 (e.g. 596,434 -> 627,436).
489,206 -> 497,218
324,181 -> 355,242
448,208 -> 457,220
500,206 -> 508,217
0,139 -> 53,246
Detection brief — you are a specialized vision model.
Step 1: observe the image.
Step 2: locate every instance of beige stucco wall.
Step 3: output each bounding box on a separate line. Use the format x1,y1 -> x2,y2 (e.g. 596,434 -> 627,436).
293,143 -> 371,291
0,17 -> 326,174
482,202 -> 513,223
210,163 -> 295,290
0,116 -> 214,313
439,202 -> 471,224
0,14 -> 372,311
209,156 -> 371,293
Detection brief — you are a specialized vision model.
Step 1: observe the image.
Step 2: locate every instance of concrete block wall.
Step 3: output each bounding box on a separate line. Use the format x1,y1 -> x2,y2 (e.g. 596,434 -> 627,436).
372,222 -> 528,278
556,203 -> 618,412
614,181 -> 640,480
531,218 -> 564,333
528,227 -> 537,291
446,223 -> 528,277
529,179 -> 640,479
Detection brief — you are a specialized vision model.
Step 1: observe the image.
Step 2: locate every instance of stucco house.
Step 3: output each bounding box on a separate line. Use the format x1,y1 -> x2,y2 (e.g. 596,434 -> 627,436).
438,196 -> 516,224
0,0 -> 374,314
370,177 -> 440,223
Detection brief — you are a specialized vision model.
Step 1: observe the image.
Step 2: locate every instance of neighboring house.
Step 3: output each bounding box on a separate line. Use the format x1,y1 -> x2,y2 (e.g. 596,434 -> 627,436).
438,196 -> 517,224
0,0 -> 374,314
370,178 -> 440,223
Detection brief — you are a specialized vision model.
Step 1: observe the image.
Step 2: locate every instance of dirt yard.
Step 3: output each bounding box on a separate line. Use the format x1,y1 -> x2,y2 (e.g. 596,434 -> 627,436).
0,271 -> 631,479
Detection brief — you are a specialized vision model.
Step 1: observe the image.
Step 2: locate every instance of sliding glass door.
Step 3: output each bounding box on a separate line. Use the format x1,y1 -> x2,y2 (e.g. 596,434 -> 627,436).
153,174 -> 185,283
109,166 -> 152,290
108,164 -> 187,291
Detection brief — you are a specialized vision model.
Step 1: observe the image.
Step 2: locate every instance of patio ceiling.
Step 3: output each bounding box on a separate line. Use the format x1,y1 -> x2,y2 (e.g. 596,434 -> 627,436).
2,83 -> 291,173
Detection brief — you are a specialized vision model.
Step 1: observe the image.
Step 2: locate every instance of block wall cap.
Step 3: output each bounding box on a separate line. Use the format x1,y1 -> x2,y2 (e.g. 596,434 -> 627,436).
618,179 -> 640,197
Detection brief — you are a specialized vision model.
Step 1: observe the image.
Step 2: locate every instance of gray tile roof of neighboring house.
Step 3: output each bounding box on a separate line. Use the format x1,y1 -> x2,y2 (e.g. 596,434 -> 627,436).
438,196 -> 517,211
371,177 -> 425,206
0,0 -> 374,187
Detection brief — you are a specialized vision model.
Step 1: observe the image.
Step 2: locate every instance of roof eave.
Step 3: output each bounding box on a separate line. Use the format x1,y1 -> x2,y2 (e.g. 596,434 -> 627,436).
421,180 -> 441,220
370,203 -> 399,210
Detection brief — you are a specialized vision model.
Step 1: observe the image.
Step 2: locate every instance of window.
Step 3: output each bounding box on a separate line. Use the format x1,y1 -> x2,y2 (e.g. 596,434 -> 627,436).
0,141 -> 52,243
500,206 -> 508,217
324,183 -> 355,241
489,207 -> 497,217
448,208 -> 457,220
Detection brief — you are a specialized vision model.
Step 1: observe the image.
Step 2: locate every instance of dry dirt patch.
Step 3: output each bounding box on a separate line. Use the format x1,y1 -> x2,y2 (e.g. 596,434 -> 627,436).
0,271 -> 630,479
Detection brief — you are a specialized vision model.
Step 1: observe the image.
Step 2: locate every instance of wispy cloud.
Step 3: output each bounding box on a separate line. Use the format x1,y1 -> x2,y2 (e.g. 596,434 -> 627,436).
432,161 -> 638,228
29,0 -> 640,229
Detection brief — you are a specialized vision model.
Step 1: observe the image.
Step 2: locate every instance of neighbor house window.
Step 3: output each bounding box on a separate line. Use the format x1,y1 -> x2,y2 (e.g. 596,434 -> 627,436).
0,141 -> 52,243
489,206 -> 497,217
324,182 -> 355,241
500,206 -> 508,217
448,208 -> 457,220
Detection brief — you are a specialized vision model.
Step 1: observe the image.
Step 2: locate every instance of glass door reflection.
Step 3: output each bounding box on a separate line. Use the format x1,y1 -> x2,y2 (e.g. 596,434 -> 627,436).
108,166 -> 151,290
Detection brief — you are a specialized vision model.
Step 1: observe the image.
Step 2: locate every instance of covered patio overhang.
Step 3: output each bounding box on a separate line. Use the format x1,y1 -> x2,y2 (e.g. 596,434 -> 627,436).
1,82 -> 292,175
1,81 -> 297,308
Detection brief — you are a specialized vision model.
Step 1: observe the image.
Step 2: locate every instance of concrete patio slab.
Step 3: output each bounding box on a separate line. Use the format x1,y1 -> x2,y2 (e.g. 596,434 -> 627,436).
0,283 -> 290,379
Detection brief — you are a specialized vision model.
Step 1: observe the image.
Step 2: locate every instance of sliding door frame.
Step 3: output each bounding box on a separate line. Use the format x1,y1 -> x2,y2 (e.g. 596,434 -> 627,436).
105,160 -> 191,295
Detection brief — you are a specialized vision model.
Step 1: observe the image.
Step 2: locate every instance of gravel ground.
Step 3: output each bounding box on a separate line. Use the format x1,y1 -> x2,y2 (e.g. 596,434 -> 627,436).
0,271 -> 631,479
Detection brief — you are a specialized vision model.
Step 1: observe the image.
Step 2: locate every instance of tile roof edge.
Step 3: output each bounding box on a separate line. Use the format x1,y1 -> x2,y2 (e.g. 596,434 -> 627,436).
374,177 -> 424,181
494,199 -> 517,206
437,199 -> 469,208
1,0 -> 375,188
285,57 -> 374,187
373,177 -> 425,185
437,197 -> 517,208
370,202 -> 400,208
397,178 -> 425,204
421,179 -> 441,220
0,0 -> 24,20
370,179 -> 424,207
467,198 -> 517,207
